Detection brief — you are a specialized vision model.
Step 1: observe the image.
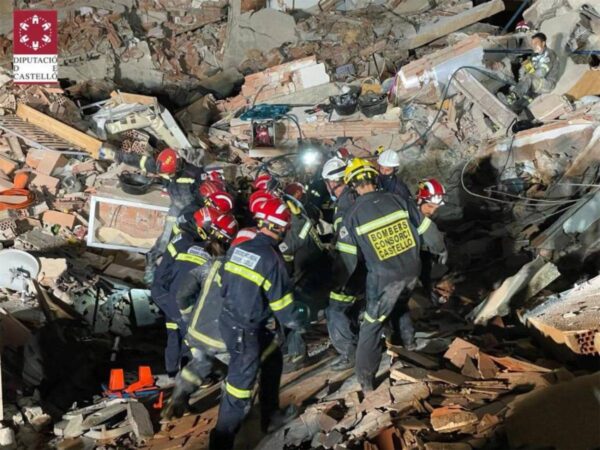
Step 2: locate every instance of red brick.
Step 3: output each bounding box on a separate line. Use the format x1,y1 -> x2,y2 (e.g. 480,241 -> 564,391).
30,172 -> 60,193
0,154 -> 18,176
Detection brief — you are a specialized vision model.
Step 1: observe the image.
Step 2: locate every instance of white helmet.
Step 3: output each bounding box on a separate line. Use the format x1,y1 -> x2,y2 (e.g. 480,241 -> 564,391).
377,149 -> 400,168
322,157 -> 347,181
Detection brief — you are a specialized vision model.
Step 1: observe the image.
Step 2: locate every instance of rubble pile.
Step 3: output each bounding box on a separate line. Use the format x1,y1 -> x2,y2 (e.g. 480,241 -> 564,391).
0,0 -> 597,449
256,335 -> 598,450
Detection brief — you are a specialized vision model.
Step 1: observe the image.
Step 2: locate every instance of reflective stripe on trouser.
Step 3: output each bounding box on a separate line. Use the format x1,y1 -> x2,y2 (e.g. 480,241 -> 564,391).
355,279 -> 415,388
214,315 -> 283,445
179,346 -> 219,388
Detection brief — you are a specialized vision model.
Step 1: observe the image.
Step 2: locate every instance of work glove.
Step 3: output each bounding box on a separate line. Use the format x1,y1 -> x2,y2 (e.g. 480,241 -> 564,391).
522,59 -> 535,74
436,249 -> 448,266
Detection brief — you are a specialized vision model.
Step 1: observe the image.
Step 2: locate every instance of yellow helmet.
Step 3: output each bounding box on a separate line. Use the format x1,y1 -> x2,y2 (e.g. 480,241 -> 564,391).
344,158 -> 379,185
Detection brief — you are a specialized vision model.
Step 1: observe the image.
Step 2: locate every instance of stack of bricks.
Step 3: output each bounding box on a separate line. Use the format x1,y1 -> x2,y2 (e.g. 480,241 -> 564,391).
120,130 -> 151,154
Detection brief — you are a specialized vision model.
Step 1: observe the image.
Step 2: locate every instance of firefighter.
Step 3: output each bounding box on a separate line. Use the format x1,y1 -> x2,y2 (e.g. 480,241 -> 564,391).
416,179 -> 449,305
416,178 -> 446,219
209,198 -> 302,450
99,147 -> 205,284
321,157 -> 363,371
377,149 -> 412,201
321,157 -> 355,233
499,32 -> 559,110
280,182 -> 324,283
174,180 -> 235,236
335,158 -> 447,391
151,207 -> 237,378
162,222 -> 245,420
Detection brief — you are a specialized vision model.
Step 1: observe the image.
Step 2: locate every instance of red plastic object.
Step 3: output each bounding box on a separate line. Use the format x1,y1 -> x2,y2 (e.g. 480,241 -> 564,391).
108,368 -> 125,392
153,391 -> 164,410
125,366 -> 155,393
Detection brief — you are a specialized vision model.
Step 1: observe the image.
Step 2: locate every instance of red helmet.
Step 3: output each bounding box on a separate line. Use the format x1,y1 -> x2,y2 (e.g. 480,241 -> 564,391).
249,190 -> 277,216
284,182 -> 304,199
255,198 -> 291,229
199,181 -> 234,214
206,170 -> 226,188
252,173 -> 272,191
515,20 -> 531,32
231,227 -> 257,247
156,148 -> 180,175
193,207 -> 238,242
416,178 -> 446,205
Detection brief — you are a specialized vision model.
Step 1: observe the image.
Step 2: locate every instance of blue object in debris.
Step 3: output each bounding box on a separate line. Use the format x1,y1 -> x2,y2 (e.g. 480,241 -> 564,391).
239,104 -> 291,121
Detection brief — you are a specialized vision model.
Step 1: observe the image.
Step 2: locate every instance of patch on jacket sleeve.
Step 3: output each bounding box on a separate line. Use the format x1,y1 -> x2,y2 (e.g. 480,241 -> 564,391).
279,242 -> 289,253
339,226 -> 349,239
230,247 -> 261,269
188,246 -> 209,257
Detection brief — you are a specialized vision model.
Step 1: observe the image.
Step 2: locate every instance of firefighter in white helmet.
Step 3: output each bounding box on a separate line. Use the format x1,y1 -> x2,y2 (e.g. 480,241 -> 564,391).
377,149 -> 412,201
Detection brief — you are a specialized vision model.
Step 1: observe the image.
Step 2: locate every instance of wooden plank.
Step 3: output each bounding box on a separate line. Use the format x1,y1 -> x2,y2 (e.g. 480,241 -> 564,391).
110,91 -> 158,106
16,104 -> 102,158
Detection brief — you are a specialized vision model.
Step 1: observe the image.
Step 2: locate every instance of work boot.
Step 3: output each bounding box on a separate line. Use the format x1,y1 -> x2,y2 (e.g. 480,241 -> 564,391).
399,313 -> 416,351
331,354 -> 355,371
359,377 -> 375,393
262,405 -> 299,433
209,429 -> 234,450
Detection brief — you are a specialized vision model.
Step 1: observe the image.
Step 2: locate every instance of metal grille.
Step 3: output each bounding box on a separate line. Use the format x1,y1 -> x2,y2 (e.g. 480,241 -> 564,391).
0,115 -> 85,153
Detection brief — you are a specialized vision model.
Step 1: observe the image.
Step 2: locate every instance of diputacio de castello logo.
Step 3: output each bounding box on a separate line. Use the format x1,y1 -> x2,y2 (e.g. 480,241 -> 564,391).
13,10 -> 58,84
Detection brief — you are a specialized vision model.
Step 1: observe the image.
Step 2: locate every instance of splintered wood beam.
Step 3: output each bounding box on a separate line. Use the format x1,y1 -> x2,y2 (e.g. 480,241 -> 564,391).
16,104 -> 103,158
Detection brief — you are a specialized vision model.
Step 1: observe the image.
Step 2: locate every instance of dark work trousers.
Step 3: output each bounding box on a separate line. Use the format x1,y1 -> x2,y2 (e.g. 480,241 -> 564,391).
211,315 -> 283,450
355,278 -> 416,390
151,291 -> 189,376
326,300 -> 360,359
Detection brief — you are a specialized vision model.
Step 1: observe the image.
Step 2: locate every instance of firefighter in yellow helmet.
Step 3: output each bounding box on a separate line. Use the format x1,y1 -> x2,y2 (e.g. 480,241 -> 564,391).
332,158 -> 447,391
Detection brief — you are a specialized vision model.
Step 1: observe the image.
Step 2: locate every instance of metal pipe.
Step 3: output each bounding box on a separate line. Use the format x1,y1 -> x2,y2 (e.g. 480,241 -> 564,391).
501,0 -> 534,35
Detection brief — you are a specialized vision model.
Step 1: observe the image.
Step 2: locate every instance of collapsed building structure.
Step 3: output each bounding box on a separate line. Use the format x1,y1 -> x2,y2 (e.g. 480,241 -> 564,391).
0,0 -> 597,449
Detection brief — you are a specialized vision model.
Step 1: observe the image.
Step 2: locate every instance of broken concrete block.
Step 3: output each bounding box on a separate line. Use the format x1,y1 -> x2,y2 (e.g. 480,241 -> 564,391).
469,257 -> 559,325
223,6 -> 297,69
453,69 -> 517,130
430,406 -> 478,433
63,414 -> 84,439
127,401 -> 154,440
524,274 -> 600,355
36,150 -> 68,176
22,406 -> 51,431
38,257 -> 68,286
0,426 -> 15,448
528,94 -> 574,121
42,211 -> 76,229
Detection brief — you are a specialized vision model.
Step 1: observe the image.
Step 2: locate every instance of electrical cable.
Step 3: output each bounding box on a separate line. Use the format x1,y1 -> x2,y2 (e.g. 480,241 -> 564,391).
460,155 -> 590,207
0,188 -> 35,211
283,114 -> 305,141
399,65 -> 517,153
